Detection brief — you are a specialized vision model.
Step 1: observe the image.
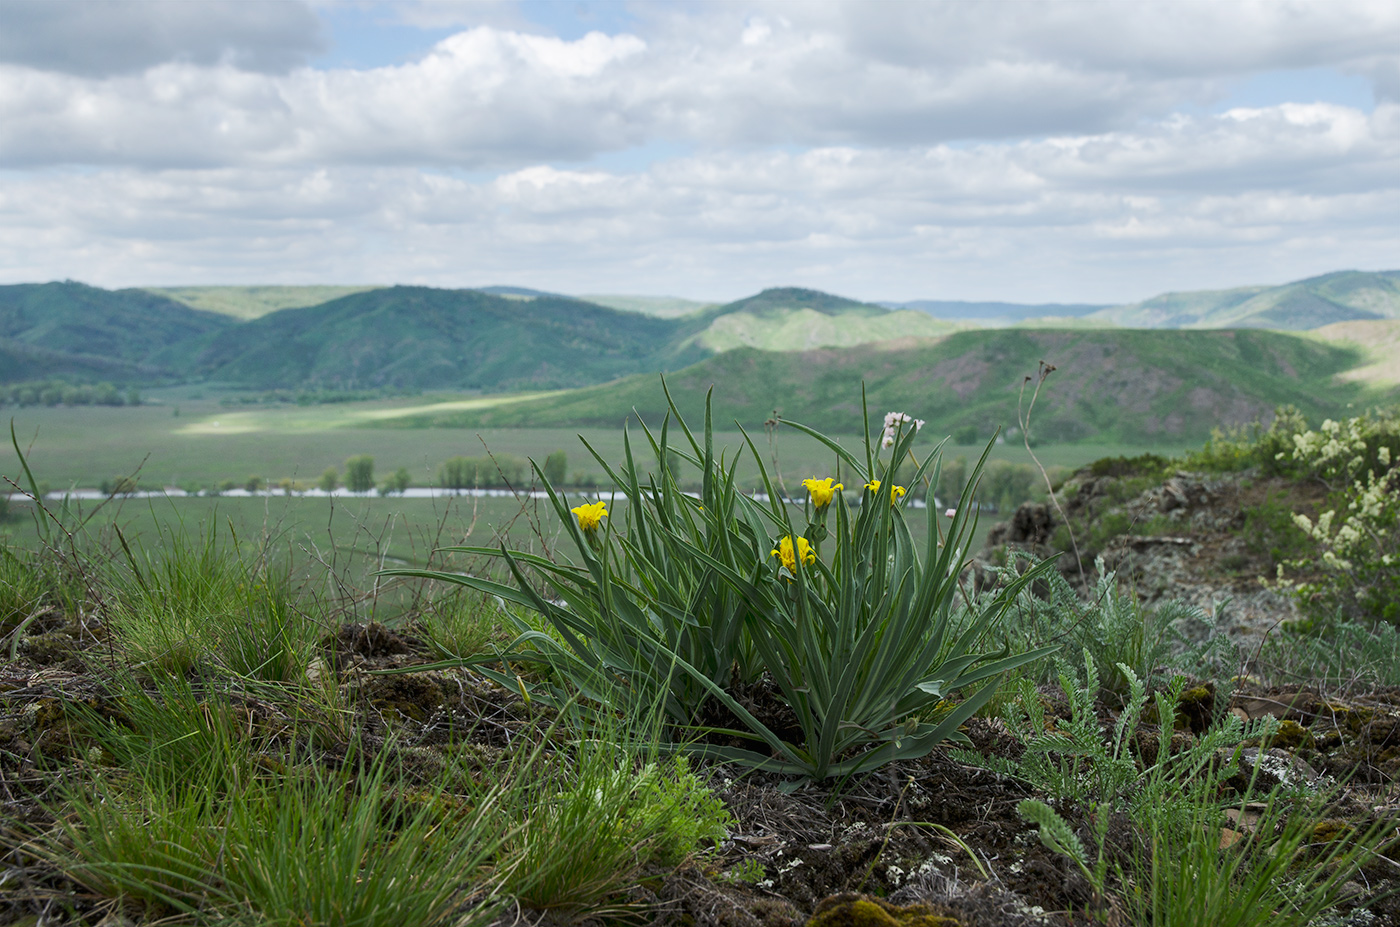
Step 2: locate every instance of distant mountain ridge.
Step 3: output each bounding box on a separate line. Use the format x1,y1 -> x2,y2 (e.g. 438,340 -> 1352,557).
181,285 -> 958,389
10,273 -> 1400,436
1087,270 -> 1400,330
681,286 -> 961,352
881,299 -> 1108,324
1,281 -> 957,388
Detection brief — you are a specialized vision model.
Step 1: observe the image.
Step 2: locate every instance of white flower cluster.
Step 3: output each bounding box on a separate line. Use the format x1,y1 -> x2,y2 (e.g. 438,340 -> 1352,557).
1285,417 -> 1372,484
1277,412 -> 1400,622
881,411 -> 925,449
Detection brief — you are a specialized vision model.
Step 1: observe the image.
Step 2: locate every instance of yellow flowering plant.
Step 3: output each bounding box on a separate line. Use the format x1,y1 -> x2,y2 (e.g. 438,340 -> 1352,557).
570,501 -> 607,532
385,383 -> 774,724
387,382 -> 1056,783
770,535 -> 815,574
801,477 -> 842,510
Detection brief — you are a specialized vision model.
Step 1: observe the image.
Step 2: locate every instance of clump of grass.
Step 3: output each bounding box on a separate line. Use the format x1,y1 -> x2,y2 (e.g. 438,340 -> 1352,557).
1124,785 -> 1387,927
1259,617 -> 1400,691
56,762 -> 230,916
218,756 -> 504,927
108,523 -> 318,682
214,569 -> 319,683
0,542 -> 58,642
47,730 -> 510,927
79,671 -> 268,795
498,719 -> 732,914
414,588 -> 510,660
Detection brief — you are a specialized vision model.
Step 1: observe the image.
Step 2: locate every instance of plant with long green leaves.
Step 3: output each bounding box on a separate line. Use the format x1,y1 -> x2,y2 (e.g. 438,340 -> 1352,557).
386,384 -> 1057,782
388,385 -> 776,723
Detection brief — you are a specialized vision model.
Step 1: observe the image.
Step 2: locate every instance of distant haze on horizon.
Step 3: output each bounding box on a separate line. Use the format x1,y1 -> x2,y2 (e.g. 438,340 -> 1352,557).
1,0 -> 1399,304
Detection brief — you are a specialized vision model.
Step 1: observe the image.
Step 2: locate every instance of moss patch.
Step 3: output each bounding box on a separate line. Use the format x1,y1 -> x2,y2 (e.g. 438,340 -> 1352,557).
806,894 -> 961,927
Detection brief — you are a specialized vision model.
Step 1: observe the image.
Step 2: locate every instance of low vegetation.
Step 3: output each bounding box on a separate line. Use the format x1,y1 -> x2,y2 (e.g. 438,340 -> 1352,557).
1,380 -> 140,408
3,389 -> 1400,926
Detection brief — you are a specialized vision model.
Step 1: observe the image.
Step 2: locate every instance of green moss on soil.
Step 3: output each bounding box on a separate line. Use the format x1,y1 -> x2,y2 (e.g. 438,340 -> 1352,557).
806,894 -> 961,927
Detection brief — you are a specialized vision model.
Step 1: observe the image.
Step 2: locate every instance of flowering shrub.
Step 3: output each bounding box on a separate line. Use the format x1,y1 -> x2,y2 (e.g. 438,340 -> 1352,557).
388,387 -> 1055,783
1277,411 -> 1400,625
1181,405 -> 1310,474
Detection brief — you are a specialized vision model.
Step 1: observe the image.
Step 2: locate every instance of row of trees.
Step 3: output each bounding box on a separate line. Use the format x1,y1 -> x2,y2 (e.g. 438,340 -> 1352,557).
317,455 -> 406,494
217,386 -> 420,408
3,380 -> 141,407
85,448 -> 1045,511
438,450 -> 567,489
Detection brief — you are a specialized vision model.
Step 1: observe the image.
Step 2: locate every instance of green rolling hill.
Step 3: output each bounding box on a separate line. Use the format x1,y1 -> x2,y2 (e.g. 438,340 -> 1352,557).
676,286 -> 962,352
11,277 -> 1400,443
0,281 -> 233,383
187,286 -> 713,390
4,281 -> 960,392
1089,270 -> 1400,330
379,327 -> 1380,444
177,284 -> 970,390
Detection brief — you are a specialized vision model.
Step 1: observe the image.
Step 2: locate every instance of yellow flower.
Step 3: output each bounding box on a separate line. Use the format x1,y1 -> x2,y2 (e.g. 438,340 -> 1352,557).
864,479 -> 905,504
571,501 -> 607,532
770,535 -> 816,573
802,477 -> 843,509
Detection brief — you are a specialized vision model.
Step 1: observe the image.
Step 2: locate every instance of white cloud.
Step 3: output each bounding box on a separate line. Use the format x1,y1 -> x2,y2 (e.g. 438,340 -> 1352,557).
0,0 -> 325,76
0,1 -> 1398,300
2,101 -> 1397,300
3,3 -> 1399,170
0,27 -> 651,169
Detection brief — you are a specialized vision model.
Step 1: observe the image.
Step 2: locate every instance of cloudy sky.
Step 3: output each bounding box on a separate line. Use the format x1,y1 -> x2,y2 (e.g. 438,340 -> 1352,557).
1,0 -> 1398,303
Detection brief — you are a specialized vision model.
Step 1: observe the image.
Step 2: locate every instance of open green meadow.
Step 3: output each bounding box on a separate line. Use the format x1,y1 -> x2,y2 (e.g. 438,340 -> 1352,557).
3,386 -> 1184,492
1,387 -> 1186,576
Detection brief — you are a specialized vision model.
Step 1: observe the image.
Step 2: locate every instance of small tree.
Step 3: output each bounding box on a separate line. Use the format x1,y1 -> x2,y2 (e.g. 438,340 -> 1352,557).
439,456 -> 474,490
245,475 -> 264,493
543,450 -> 567,486
345,455 -> 375,493
379,467 -> 411,496
318,466 -> 339,492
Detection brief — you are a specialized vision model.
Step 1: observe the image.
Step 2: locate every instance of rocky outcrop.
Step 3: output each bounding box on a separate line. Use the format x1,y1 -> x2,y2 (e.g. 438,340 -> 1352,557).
979,464 -> 1323,649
